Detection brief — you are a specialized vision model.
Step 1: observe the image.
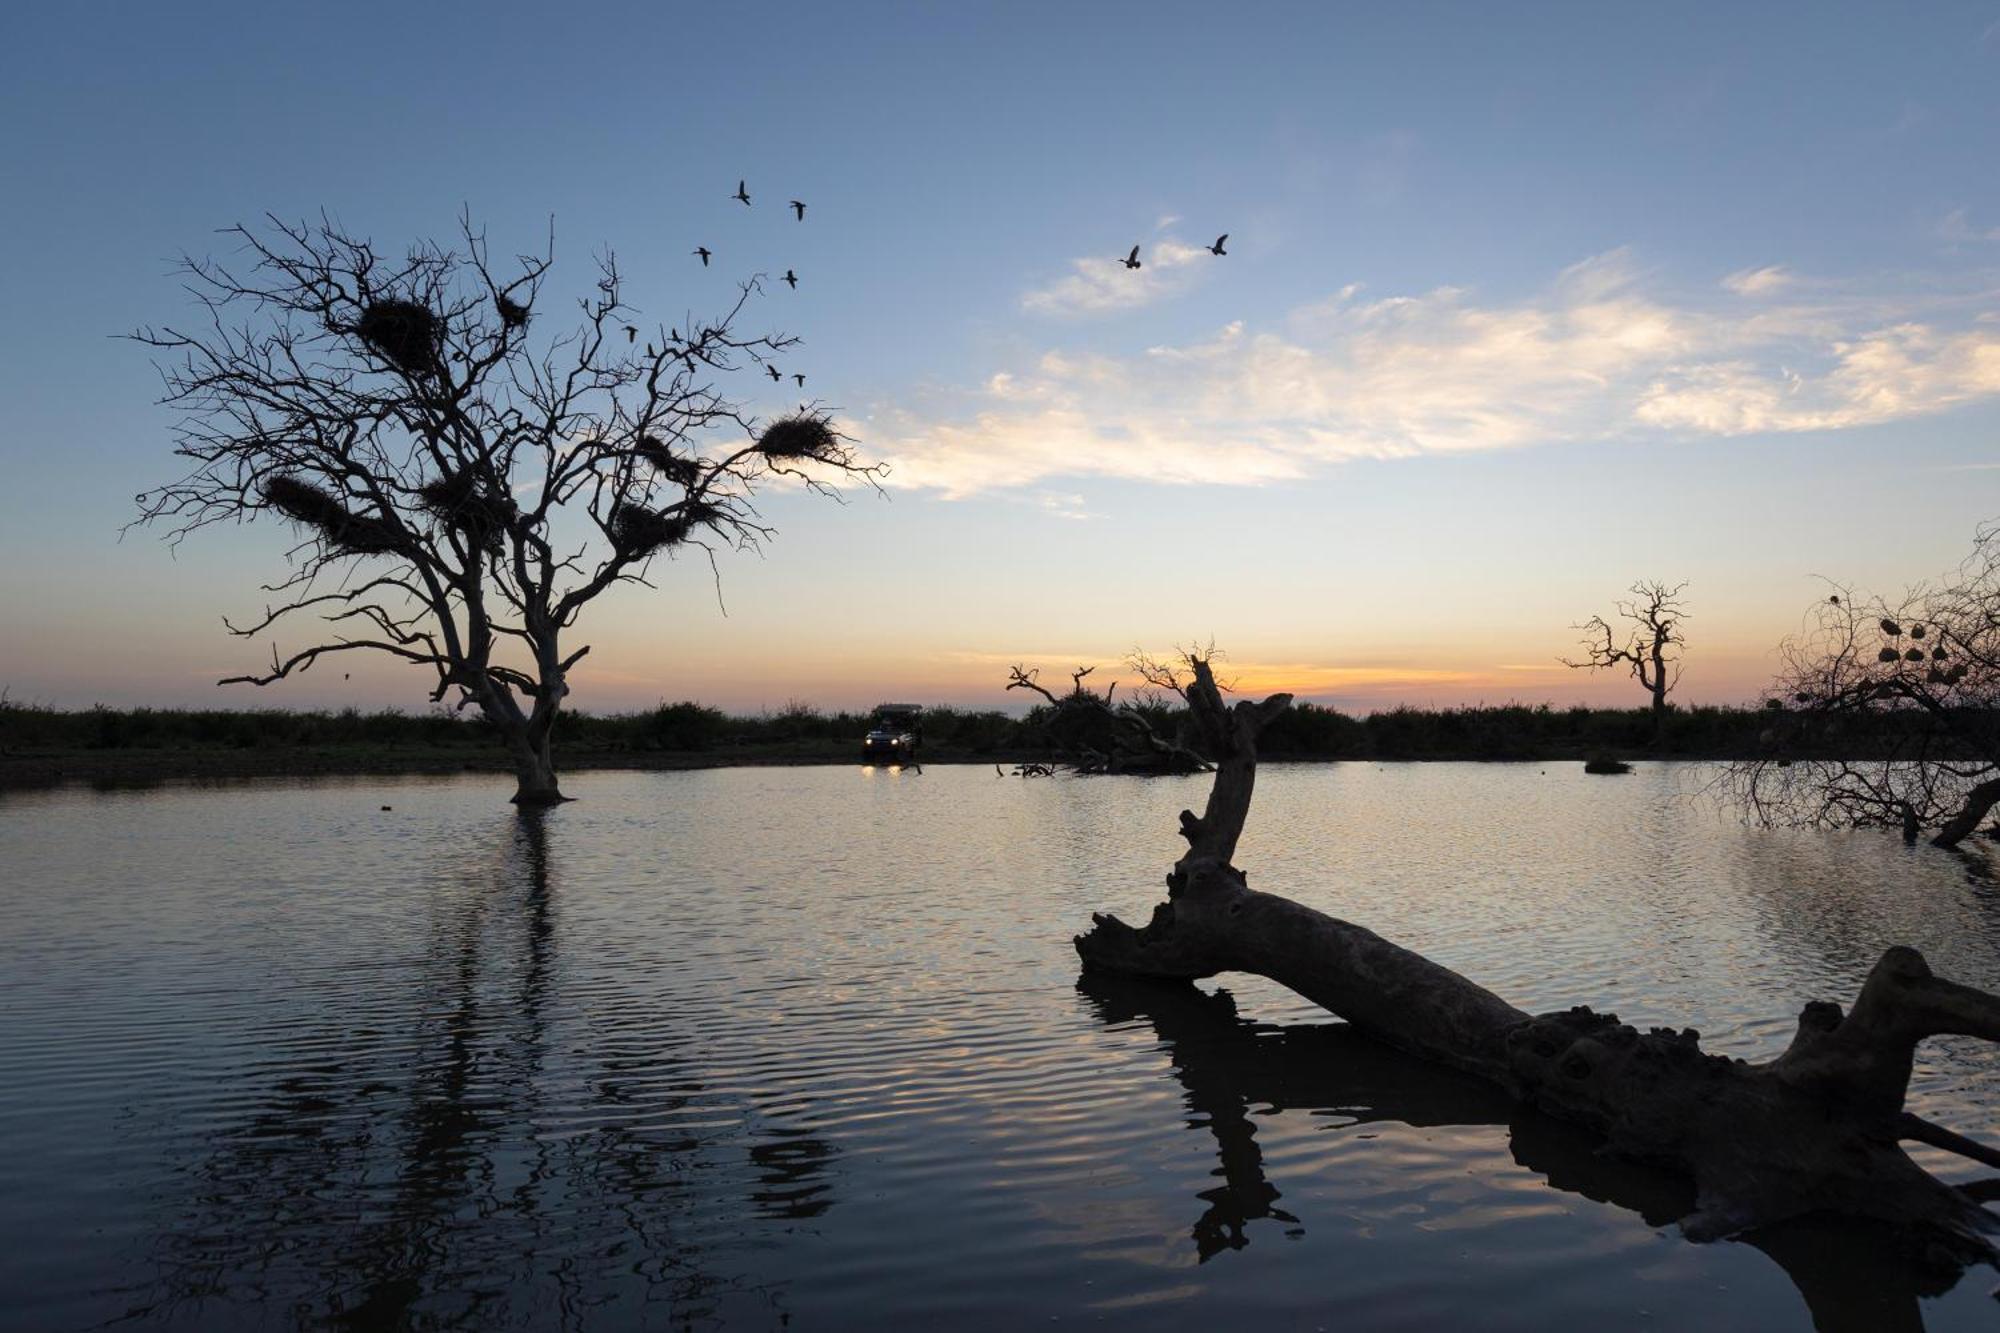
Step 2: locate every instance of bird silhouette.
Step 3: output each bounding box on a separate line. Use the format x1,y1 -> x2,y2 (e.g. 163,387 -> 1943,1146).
790,199 -> 806,220
646,343 -> 655,357
1121,245 -> 1142,270
623,324 -> 638,343
793,373 -> 806,386
1208,233 -> 1229,256
783,269 -> 798,288
733,180 -> 751,206
766,364 -> 781,381
694,246 -> 712,267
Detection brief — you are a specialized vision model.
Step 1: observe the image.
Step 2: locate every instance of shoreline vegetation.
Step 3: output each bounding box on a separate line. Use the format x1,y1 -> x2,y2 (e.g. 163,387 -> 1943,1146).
0,697 -> 1935,791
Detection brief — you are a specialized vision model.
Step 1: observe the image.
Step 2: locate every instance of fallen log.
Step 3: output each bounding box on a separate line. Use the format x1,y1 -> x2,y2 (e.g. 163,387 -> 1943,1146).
1075,655 -> 2000,1278
1078,972 -> 1958,1331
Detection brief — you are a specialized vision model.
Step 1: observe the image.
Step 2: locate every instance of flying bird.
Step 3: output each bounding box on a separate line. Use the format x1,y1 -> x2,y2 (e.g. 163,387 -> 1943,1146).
790,199 -> 806,220
693,246 -> 712,267
793,373 -> 805,386
1208,233 -> 1229,256
1121,245 -> 1142,270
733,180 -> 751,205
766,364 -> 782,381
783,269 -> 798,289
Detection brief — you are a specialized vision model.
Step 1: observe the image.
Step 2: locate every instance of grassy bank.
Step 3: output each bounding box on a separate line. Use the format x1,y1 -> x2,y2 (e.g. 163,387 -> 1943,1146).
0,697 -> 1828,790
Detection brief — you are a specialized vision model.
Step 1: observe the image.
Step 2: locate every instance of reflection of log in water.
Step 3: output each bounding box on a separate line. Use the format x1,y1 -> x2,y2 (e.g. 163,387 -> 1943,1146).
1078,656 -> 2000,1298
1079,973 -> 1939,1333
124,810 -> 836,1329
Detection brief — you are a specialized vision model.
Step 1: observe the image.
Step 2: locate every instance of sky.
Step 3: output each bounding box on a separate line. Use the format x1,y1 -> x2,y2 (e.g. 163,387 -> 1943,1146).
2,1 -> 1999,716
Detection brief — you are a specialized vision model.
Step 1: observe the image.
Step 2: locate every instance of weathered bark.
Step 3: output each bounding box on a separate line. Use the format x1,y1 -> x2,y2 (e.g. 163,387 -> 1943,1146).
1076,657 -> 2000,1274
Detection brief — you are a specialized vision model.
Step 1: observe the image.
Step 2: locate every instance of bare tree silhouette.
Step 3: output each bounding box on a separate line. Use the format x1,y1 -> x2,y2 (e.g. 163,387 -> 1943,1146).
132,213 -> 880,804
1004,653 -> 1210,775
1727,524 -> 2000,848
1562,580 -> 1689,747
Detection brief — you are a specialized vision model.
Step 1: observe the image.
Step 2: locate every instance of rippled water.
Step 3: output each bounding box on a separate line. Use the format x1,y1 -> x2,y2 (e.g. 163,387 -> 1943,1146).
4,763 -> 2000,1331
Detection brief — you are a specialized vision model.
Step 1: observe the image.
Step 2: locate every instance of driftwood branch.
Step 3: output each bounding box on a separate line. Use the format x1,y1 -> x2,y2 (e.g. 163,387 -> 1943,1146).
1077,653 -> 2000,1276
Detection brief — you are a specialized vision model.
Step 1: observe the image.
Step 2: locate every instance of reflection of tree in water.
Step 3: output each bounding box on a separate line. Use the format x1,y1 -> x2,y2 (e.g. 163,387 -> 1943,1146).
1079,974 -> 1962,1333
119,810 -> 835,1330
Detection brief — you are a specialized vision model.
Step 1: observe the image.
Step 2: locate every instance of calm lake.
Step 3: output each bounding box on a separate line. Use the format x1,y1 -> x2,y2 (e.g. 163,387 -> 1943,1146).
4,763 -> 2000,1330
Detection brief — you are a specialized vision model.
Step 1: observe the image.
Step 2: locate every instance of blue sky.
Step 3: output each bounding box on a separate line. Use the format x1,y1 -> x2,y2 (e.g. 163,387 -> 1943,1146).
3,2 -> 1999,712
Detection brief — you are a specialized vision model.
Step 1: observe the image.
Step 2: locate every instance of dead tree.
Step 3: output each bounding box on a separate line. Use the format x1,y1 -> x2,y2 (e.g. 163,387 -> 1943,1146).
1729,530 -> 2000,849
132,214 -> 878,804
1004,657 -> 1209,775
1076,652 -> 2000,1277
1562,580 -> 1688,746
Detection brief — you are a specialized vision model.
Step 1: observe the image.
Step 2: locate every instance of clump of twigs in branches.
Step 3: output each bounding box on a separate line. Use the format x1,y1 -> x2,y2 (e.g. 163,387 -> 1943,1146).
609,504 -> 692,559
354,298 -> 441,376
260,475 -> 402,555
636,435 -> 702,489
756,412 -> 843,462
494,293 -> 530,329
419,470 -> 518,555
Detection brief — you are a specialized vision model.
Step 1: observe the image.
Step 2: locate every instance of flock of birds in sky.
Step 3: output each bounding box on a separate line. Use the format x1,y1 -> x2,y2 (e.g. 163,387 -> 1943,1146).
631,180 -> 1229,390
617,180 -> 813,388
1122,234 -> 1228,268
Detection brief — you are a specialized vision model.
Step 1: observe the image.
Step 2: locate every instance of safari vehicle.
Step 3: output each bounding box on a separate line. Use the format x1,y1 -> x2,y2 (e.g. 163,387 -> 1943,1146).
862,703 -> 923,762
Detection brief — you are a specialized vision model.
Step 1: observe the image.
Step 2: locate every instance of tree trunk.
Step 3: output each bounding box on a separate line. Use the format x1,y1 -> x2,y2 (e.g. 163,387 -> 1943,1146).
492,703 -> 566,806
1930,777 -> 2000,850
1076,659 -> 2000,1277
510,748 -> 564,806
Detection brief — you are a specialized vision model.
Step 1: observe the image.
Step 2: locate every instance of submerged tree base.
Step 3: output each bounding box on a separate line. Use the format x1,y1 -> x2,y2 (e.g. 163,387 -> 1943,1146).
1076,655 -> 2000,1281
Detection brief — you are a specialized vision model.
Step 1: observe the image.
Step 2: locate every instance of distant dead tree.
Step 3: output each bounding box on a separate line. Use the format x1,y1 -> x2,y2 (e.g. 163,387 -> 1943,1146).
1726,526 -> 2000,849
133,213 -> 879,804
1562,580 -> 1689,745
1005,651 -> 1211,775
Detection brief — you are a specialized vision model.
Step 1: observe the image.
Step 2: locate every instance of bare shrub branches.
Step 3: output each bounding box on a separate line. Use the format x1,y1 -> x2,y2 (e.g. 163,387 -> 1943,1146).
1727,527 -> 2000,847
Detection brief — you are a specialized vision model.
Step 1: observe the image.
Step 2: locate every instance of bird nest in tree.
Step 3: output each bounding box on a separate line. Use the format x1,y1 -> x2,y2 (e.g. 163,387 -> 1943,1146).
261,475 -> 400,555
494,294 -> 530,329
636,435 -> 702,489
419,470 -> 518,554
609,500 -> 720,558
356,299 -> 441,376
756,414 -> 840,462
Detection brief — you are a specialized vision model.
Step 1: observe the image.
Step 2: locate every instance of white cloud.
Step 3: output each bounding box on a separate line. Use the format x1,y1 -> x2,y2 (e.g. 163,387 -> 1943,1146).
1722,265 -> 1794,296
878,253 -> 2000,497
1020,239 -> 1216,317
1638,323 -> 2000,433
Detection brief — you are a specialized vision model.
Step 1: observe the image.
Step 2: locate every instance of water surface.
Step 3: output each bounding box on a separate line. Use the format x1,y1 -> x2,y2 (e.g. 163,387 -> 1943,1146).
3,763 -> 1999,1330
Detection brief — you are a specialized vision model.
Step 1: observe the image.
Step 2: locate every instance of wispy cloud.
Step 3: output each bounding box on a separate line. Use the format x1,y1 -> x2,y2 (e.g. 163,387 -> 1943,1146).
879,250 -> 2000,497
1941,208 -> 2000,244
1722,265 -> 1794,296
1020,238 -> 1214,317
1637,323 -> 2000,433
